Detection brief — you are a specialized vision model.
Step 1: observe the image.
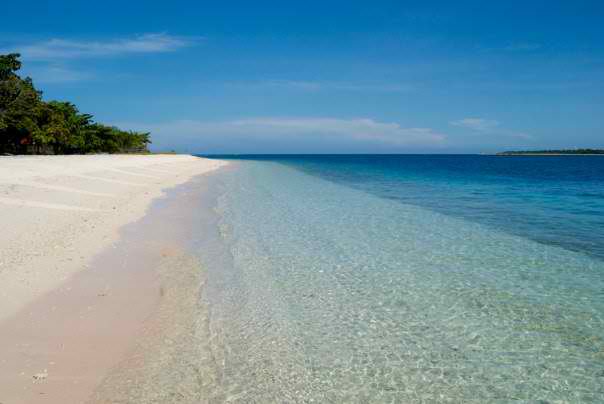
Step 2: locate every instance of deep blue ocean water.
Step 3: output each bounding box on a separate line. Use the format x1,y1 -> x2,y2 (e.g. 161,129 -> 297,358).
197,155 -> 604,402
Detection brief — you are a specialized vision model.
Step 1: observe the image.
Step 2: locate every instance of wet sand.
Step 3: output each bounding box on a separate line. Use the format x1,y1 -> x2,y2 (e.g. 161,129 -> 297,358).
0,155 -> 226,403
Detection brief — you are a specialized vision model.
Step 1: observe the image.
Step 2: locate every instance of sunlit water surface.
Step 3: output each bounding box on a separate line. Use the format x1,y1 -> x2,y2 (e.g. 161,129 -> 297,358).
196,156 -> 604,403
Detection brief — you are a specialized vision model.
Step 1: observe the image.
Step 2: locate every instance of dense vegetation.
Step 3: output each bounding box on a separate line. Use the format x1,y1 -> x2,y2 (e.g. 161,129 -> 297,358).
0,53 -> 150,155
497,149 -> 604,155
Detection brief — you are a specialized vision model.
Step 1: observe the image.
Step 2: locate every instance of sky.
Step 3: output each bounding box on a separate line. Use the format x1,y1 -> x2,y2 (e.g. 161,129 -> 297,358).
2,0 -> 603,153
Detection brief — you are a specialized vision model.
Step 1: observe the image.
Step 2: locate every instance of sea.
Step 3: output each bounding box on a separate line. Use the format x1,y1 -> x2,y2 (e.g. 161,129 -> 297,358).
194,155 -> 604,403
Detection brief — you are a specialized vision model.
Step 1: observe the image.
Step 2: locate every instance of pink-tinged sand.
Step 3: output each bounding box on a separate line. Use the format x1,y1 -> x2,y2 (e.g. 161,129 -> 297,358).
0,155 -> 227,403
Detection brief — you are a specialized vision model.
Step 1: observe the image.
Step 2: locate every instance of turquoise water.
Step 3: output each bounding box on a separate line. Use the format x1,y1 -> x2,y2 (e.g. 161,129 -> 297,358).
198,156 -> 604,402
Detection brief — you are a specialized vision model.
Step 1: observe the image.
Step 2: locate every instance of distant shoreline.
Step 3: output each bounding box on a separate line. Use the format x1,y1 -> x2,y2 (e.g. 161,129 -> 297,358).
496,149 -> 604,156
496,153 -> 604,156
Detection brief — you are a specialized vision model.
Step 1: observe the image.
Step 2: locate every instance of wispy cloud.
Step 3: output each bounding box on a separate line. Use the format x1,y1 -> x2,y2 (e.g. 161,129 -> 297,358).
118,117 -> 446,152
503,42 -> 542,52
227,117 -> 444,144
25,65 -> 92,83
228,80 -> 413,93
6,33 -> 198,61
450,117 -> 532,140
329,82 -> 413,93
262,80 -> 323,91
450,118 -> 500,131
479,42 -> 543,53
1,33 -> 198,84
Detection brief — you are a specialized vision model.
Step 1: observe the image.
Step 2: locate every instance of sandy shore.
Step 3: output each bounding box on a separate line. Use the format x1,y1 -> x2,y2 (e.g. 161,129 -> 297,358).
0,155 -> 227,403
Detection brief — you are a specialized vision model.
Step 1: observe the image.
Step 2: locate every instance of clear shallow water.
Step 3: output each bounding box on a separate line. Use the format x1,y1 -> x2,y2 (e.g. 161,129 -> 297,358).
198,156 -> 604,402
212,155 -> 604,260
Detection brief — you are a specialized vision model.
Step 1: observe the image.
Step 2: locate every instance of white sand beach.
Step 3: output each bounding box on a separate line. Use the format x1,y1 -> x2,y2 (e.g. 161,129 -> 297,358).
0,154 -> 227,403
0,154 -> 225,322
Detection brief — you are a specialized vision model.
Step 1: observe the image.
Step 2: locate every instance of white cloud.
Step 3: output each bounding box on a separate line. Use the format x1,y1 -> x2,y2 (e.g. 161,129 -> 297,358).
228,118 -> 443,144
117,117 -> 446,152
450,117 -> 533,141
450,118 -> 500,132
6,33 -> 197,61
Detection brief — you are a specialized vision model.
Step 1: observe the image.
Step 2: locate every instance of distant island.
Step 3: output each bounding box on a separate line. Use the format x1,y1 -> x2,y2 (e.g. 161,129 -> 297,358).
1,53 -> 150,155
497,149 -> 604,156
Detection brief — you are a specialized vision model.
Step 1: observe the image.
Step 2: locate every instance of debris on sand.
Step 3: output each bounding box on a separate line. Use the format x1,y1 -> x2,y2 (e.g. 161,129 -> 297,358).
32,370 -> 48,381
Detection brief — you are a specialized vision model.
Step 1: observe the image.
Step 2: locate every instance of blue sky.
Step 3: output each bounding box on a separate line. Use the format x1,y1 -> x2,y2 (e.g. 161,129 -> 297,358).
2,1 -> 603,153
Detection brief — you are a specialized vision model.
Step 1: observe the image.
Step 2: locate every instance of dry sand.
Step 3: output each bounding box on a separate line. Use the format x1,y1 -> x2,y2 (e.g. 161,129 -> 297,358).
0,154 -> 227,403
0,154 -> 226,322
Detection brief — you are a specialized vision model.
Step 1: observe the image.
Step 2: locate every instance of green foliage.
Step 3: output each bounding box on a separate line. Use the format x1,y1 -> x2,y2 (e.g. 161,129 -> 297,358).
498,149 -> 604,155
0,53 -> 150,154
0,53 -> 21,80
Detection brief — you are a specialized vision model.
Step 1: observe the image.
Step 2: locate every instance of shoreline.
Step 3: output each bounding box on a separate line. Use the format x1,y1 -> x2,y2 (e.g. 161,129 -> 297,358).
91,172 -> 225,402
495,153 -> 604,156
0,155 -> 227,403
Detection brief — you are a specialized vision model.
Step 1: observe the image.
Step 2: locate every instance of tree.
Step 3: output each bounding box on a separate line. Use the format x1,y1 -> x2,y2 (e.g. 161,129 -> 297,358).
0,53 -> 151,154
0,54 -> 46,153
0,53 -> 21,81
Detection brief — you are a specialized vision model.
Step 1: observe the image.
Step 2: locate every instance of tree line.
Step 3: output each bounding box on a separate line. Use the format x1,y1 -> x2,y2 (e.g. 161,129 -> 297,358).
497,149 -> 604,155
0,53 -> 150,155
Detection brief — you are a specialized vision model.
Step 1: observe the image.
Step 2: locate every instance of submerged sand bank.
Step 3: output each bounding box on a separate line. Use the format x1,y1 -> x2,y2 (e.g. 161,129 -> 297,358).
0,154 -> 226,322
